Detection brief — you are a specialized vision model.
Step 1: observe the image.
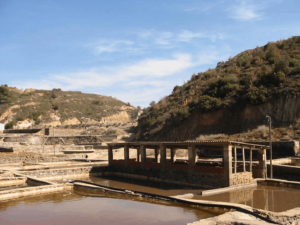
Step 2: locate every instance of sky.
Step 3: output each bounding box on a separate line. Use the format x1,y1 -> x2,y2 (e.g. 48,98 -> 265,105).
0,0 -> 299,107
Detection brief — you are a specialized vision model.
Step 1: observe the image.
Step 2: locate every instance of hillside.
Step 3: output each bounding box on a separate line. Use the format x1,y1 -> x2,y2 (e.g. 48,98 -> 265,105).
136,36 -> 300,141
0,87 -> 139,129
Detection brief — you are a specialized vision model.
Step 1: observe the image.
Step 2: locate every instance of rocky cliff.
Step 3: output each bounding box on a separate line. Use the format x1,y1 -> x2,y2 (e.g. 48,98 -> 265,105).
145,94 -> 300,141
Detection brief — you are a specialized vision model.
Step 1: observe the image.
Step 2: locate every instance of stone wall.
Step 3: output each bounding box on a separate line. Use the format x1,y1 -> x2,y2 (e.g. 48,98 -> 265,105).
0,154 -> 77,164
109,164 -> 227,188
3,129 -> 43,134
19,166 -> 109,179
3,136 -> 43,145
229,172 -> 254,186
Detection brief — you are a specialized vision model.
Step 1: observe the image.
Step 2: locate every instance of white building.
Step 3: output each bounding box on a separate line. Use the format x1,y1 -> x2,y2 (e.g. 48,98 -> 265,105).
0,123 -> 4,131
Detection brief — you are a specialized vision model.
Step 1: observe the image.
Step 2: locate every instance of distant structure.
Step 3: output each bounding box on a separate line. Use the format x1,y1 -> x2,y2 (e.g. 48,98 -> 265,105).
0,124 -> 4,133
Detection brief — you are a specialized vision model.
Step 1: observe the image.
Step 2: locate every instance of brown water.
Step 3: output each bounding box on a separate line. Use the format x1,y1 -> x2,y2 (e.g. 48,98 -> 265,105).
82,175 -> 205,196
0,191 -> 221,225
194,184 -> 300,212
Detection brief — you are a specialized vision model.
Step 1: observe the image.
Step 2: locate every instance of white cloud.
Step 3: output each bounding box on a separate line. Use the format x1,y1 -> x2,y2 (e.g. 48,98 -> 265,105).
23,54 -> 194,91
154,32 -> 173,46
95,40 -> 134,54
11,51 -> 228,107
228,0 -> 263,21
138,29 -> 225,46
178,30 -> 205,42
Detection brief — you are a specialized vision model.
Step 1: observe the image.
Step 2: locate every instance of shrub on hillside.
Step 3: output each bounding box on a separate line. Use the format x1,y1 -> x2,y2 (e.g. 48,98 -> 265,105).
236,55 -> 251,67
198,95 -> 222,111
172,106 -> 190,125
274,60 -> 290,75
0,86 -> 11,104
206,76 -> 239,98
52,104 -> 59,110
173,85 -> 180,93
239,74 -> 253,87
244,87 -> 270,105
147,117 -> 156,126
259,71 -> 285,86
200,71 -> 216,80
266,49 -> 279,64
29,112 -> 42,121
16,115 -> 25,122
289,59 -> 300,72
5,121 -> 15,129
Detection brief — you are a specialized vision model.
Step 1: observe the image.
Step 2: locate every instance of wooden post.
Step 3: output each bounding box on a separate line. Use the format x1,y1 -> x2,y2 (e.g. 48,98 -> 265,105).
140,145 -> 146,168
257,149 -> 267,179
250,147 -> 253,172
268,117 -> 273,179
155,147 -> 161,163
234,146 -> 237,173
160,144 -> 166,170
223,144 -> 233,186
108,145 -> 113,165
124,145 -> 129,166
53,126 -> 55,155
242,146 -> 246,172
170,148 -> 177,163
188,145 -> 196,172
136,147 -> 140,162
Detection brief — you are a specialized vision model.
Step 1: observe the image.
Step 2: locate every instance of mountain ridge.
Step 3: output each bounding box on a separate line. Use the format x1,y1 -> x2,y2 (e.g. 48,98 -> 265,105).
136,36 -> 300,141
0,86 -> 139,129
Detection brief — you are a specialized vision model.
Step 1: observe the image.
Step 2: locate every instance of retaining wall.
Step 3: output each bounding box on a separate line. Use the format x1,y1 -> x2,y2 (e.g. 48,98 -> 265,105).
109,163 -> 227,188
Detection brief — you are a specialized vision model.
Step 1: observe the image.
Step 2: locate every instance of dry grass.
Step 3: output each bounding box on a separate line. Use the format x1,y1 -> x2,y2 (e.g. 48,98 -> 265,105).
196,134 -> 229,141
192,124 -> 299,142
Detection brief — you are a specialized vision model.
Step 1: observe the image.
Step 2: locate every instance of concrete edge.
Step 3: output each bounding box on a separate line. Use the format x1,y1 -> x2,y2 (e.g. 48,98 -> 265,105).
201,181 -> 257,196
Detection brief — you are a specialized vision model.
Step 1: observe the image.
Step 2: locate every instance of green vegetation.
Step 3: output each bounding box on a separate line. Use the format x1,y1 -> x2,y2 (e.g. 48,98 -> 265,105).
0,85 -> 11,104
136,36 -> 300,140
198,95 -> 222,111
5,121 -> 15,129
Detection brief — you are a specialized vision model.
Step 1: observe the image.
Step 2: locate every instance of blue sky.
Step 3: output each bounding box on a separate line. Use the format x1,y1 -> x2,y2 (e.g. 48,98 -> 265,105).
0,0 -> 299,107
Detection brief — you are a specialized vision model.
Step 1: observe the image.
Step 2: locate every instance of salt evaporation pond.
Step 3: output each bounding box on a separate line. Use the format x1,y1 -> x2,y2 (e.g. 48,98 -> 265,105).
0,190 -> 222,225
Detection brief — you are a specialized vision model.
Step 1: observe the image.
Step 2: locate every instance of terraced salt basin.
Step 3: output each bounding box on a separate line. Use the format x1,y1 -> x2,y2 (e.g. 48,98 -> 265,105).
193,184 -> 300,212
79,176 -> 300,212
0,190 -> 222,225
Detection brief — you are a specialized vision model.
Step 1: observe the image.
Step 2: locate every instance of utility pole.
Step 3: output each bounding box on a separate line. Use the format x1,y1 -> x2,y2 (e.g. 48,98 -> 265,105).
266,115 -> 273,179
53,126 -> 55,156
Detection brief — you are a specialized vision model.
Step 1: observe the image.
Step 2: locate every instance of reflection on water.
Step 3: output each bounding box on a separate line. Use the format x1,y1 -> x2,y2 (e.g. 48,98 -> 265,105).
0,190 -> 221,225
0,183 -> 30,191
194,184 -> 300,212
82,175 -> 205,196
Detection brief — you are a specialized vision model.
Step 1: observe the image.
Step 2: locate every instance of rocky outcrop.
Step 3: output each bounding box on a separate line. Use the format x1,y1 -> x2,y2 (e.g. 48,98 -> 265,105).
100,111 -> 130,123
13,119 -> 35,129
41,121 -> 62,127
62,118 -> 81,125
0,105 -> 19,122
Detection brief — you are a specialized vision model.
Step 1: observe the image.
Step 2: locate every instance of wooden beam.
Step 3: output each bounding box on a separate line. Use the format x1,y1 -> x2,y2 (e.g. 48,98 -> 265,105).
250,147 -> 253,172
234,146 -> 237,174
124,145 -> 129,166
108,145 -> 113,165
242,146 -> 246,172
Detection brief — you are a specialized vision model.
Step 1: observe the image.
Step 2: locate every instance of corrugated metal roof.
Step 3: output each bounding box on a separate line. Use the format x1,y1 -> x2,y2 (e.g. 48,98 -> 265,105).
108,140 -> 269,149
